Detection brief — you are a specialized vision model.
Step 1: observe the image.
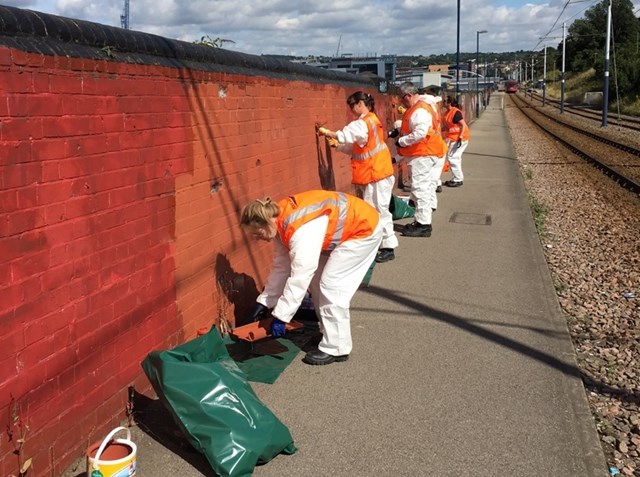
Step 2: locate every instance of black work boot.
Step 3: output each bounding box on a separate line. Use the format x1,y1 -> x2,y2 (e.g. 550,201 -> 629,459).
402,221 -> 432,237
375,248 -> 395,263
444,180 -> 463,187
302,349 -> 349,366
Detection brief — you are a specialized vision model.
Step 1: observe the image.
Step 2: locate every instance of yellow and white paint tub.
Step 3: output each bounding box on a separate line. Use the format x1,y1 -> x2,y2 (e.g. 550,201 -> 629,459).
86,427 -> 137,477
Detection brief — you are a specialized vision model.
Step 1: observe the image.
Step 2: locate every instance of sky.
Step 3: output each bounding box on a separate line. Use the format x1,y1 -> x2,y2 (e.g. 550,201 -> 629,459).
2,0 -> 639,57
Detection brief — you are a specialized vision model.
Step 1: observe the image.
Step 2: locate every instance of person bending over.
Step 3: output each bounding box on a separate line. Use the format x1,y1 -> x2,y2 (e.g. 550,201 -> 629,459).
241,190 -> 382,366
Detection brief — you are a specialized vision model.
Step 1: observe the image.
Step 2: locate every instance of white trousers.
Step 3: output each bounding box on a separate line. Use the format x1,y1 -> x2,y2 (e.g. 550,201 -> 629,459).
409,155 -> 441,225
445,139 -> 468,182
431,155 -> 446,210
355,175 -> 398,250
399,160 -> 411,188
308,222 -> 383,356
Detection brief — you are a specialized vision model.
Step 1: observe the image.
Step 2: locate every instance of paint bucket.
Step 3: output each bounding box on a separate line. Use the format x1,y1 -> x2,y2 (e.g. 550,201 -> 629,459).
396,195 -> 410,204
86,426 -> 137,477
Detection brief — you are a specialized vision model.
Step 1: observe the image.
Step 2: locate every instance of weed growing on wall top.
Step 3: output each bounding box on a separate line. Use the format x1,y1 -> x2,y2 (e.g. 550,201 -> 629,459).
193,35 -> 236,48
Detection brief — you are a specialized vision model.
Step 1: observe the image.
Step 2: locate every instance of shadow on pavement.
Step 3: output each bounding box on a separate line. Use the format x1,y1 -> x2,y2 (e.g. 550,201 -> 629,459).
132,391 -> 220,477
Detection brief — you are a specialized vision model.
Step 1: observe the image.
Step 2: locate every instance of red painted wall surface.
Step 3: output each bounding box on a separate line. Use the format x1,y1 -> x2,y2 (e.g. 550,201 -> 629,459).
0,24 -> 394,477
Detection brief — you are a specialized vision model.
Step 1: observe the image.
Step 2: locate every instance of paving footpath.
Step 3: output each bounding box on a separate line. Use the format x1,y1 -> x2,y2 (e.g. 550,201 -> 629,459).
62,93 -> 609,477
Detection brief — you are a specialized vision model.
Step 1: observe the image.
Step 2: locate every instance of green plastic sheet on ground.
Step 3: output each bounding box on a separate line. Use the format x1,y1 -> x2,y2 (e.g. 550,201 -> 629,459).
141,328 -> 296,477
361,260 -> 376,287
225,334 -> 307,385
390,194 -> 415,219
225,311 -> 321,384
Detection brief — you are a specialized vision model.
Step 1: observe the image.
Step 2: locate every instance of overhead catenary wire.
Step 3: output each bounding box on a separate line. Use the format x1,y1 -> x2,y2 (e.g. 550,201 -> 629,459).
532,0 -> 600,51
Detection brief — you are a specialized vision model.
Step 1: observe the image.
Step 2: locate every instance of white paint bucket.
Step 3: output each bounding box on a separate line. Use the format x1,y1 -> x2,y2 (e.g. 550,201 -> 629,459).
86,426 -> 137,477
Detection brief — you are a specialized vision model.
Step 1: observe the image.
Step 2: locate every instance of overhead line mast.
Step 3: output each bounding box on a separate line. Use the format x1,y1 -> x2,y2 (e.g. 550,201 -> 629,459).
120,0 -> 130,30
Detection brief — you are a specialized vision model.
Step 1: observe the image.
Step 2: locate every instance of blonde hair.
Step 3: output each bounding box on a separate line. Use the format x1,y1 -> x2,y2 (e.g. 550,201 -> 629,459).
240,197 -> 279,226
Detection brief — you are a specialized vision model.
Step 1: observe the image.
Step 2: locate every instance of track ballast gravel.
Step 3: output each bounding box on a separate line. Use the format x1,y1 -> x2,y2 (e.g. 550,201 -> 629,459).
504,100 -> 640,476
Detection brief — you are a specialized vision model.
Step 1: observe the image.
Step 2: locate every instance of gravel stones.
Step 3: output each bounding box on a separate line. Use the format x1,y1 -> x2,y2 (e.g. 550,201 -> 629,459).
505,100 -> 640,475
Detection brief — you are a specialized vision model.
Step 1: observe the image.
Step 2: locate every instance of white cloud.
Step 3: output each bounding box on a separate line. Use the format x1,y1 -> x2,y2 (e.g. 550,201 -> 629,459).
1,0 -> 638,56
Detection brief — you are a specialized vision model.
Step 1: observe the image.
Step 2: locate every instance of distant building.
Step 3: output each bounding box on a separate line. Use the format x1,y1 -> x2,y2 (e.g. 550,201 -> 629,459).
290,56 -> 328,67
396,67 -> 451,90
295,54 -> 397,83
328,54 -> 397,83
428,64 -> 449,74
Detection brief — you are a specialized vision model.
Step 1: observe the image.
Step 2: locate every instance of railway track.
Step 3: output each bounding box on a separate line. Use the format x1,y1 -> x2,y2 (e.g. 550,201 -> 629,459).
504,100 -> 640,476
525,91 -> 640,132
509,93 -> 640,195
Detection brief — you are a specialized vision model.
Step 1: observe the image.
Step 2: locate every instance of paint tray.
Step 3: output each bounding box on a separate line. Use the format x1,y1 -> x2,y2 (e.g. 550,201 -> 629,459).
230,318 -> 304,343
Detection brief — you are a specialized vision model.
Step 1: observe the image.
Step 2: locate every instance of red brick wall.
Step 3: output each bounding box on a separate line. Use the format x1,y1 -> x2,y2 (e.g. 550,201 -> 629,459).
0,7 -> 393,476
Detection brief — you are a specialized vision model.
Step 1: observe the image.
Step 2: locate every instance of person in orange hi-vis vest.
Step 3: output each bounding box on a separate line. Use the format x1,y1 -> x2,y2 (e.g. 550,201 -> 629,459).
442,95 -> 470,187
240,190 -> 382,366
418,85 -> 447,196
317,91 -> 397,264
391,104 -> 411,191
392,82 -> 448,237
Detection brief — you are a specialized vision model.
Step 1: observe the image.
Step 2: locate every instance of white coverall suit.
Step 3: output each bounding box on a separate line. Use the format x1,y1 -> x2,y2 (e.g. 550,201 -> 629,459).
257,215 -> 383,356
396,106 -> 440,225
335,118 -> 398,251
443,106 -> 469,184
418,94 -> 446,195
445,139 -> 468,183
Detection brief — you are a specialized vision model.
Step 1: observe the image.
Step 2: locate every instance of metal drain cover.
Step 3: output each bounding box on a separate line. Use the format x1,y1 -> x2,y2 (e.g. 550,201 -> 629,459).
449,212 -> 492,225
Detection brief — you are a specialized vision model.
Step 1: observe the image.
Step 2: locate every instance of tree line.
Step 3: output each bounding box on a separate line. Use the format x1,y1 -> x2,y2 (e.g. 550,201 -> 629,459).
564,0 -> 639,98
418,0 -> 639,100
263,1 -> 639,102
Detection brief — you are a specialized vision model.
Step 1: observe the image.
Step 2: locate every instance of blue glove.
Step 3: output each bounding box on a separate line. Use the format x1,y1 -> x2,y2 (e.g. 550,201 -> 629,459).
247,303 -> 269,322
387,128 -> 400,139
270,317 -> 286,338
395,138 -> 404,148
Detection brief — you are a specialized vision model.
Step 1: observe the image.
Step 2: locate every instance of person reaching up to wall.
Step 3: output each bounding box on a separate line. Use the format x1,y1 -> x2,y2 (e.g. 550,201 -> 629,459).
317,91 -> 397,263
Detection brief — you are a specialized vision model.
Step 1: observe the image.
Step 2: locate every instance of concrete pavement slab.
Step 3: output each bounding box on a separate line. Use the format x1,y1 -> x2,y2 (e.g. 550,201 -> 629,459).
61,94 -> 609,477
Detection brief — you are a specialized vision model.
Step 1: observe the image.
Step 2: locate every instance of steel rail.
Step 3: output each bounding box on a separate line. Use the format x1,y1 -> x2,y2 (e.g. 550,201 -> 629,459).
510,95 -> 640,195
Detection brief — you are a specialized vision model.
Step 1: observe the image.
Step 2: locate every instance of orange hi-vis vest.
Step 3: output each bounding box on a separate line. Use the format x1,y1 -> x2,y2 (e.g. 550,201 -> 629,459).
277,190 -> 379,252
425,97 -> 442,125
350,112 -> 393,185
444,107 -> 470,142
397,102 -> 447,158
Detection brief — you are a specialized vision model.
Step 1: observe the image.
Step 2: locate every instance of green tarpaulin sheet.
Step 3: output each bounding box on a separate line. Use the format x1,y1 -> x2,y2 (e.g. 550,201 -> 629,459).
361,260 -> 376,287
390,194 -> 415,219
225,333 -> 309,384
142,328 -> 296,477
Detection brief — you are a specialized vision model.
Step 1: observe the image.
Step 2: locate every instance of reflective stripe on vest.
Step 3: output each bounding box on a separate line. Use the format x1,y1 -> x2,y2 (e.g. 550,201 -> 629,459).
444,107 -> 469,141
350,113 -> 393,185
352,116 -> 387,161
280,193 -> 349,252
398,102 -> 447,158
